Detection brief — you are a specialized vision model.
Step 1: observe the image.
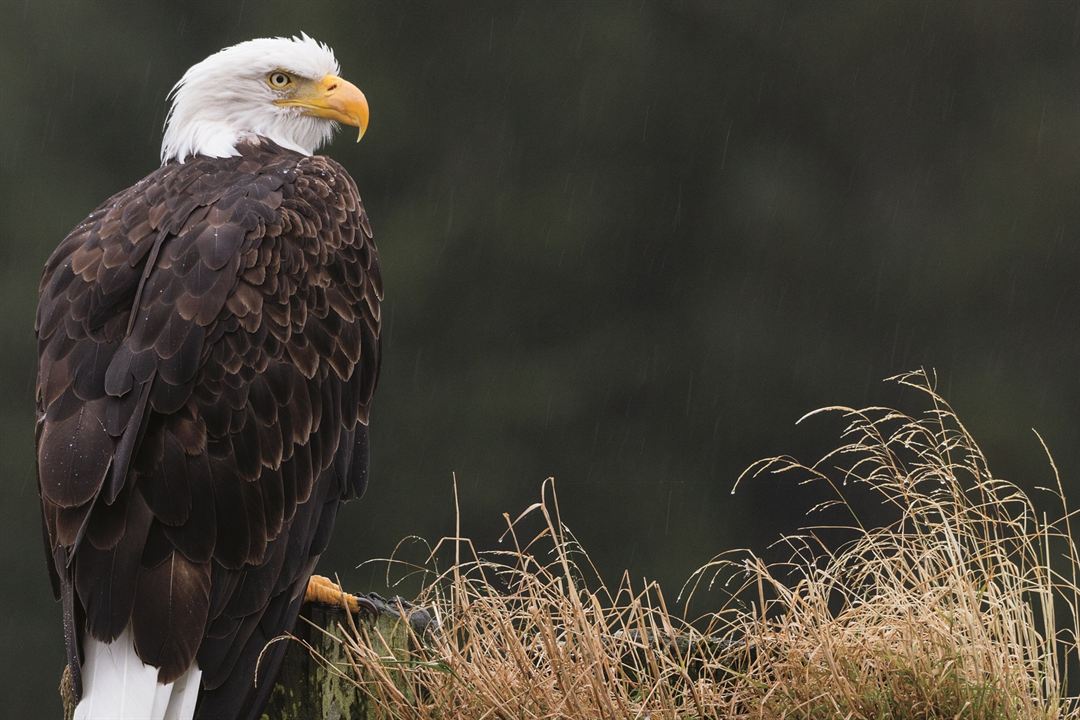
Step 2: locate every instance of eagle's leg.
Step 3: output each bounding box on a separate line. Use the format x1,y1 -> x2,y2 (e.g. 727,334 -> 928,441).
304,574 -> 379,616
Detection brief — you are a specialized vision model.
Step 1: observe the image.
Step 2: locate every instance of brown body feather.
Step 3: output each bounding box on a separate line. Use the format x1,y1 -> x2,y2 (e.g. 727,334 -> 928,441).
35,139 -> 381,720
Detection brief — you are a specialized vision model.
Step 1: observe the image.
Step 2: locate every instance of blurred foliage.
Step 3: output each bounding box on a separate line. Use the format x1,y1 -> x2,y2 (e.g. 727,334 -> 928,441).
5,1 -> 1080,714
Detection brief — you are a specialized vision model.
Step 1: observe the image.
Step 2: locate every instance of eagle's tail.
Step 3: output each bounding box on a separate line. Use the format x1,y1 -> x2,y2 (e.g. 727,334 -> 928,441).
73,627 -> 202,720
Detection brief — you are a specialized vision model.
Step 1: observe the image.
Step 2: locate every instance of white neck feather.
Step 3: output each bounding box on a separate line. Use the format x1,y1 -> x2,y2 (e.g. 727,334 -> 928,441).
161,114 -> 334,164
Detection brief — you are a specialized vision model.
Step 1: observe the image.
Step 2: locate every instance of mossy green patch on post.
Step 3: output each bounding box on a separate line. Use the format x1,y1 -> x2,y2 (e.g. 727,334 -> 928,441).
261,601 -> 415,720
260,602 -> 364,719
363,608 -> 415,717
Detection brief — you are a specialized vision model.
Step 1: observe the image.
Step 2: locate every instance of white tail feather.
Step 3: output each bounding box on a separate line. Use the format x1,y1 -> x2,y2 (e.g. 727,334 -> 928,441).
163,661 -> 201,720
73,628 -> 202,720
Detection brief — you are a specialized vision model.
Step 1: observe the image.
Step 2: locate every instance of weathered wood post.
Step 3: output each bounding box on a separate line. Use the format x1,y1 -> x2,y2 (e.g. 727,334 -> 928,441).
261,594 -> 428,720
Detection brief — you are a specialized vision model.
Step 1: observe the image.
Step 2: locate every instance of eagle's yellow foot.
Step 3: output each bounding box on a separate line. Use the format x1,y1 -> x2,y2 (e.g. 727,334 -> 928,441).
305,574 -> 360,613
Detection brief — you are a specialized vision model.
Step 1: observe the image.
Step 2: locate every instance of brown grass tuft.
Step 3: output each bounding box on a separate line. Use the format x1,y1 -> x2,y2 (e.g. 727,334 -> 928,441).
328,370 -> 1080,719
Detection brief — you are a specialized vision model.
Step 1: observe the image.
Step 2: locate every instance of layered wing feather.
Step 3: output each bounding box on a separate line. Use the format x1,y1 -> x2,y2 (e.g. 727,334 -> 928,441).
36,139 -> 381,717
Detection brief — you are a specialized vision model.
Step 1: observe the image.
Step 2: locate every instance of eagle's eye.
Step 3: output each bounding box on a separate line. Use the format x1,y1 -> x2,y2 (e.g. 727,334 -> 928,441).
267,71 -> 293,89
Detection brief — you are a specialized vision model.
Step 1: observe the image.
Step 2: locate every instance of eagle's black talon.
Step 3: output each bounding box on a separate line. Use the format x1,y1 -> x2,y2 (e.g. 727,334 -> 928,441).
352,592 -> 437,637
352,594 -> 381,619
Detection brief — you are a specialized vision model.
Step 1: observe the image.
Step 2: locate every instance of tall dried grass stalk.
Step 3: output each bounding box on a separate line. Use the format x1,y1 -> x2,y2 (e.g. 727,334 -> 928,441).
326,370 -> 1080,719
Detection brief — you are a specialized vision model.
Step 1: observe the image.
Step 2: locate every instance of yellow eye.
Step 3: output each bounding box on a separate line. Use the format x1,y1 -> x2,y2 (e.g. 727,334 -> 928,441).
267,71 -> 293,89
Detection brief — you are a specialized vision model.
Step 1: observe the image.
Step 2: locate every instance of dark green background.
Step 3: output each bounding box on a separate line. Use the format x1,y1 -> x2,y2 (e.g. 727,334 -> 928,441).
4,1 -> 1080,714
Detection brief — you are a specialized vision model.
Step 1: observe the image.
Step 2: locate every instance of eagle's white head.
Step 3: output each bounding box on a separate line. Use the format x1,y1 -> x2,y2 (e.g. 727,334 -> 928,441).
160,34 -> 369,164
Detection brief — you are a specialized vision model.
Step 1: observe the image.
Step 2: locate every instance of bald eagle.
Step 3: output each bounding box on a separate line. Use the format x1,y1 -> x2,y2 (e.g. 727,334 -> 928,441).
35,35 -> 381,720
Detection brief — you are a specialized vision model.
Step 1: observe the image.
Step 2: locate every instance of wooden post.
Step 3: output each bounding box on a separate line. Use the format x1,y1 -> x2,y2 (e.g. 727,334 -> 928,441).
261,596 -> 425,720
59,592 -> 432,720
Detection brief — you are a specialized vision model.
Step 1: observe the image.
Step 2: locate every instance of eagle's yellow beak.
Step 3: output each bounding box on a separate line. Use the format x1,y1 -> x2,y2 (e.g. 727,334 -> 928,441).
277,75 -> 369,142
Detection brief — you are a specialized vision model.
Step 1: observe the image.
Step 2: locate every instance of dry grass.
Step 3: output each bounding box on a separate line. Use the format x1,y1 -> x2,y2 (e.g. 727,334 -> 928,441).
329,370 -> 1080,719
